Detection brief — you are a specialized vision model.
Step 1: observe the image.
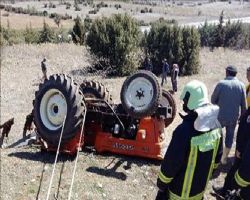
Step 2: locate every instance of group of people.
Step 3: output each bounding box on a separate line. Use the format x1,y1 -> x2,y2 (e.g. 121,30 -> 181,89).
156,65 -> 250,200
143,57 -> 179,93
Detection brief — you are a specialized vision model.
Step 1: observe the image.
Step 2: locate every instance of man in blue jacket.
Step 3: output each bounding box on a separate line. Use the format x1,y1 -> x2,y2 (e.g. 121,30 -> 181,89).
211,65 -> 246,164
156,80 -> 223,200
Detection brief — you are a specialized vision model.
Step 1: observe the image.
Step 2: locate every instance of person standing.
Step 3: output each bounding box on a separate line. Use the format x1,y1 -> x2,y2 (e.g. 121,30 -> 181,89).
156,80 -> 222,200
171,64 -> 179,93
41,58 -> 48,80
211,65 -> 247,165
144,57 -> 153,72
161,58 -> 169,86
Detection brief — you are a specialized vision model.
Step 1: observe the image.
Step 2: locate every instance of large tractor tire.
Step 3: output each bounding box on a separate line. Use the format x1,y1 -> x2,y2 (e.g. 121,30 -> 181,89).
33,74 -> 85,146
160,89 -> 176,127
80,80 -> 113,104
120,70 -> 161,118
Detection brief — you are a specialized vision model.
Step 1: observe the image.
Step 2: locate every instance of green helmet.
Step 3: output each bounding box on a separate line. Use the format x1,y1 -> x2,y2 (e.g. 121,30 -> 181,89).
180,80 -> 209,110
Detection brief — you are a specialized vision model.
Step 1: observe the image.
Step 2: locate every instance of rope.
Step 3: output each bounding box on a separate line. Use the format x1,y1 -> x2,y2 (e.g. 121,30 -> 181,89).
68,107 -> 87,200
45,116 -> 66,200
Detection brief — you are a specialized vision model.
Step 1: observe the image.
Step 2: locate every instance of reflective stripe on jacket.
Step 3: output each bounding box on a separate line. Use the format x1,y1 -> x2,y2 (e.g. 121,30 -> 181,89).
246,84 -> 250,108
157,112 -> 222,200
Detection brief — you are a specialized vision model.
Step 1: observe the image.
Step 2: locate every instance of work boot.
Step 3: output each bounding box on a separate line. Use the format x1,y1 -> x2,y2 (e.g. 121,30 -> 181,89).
221,147 -> 230,165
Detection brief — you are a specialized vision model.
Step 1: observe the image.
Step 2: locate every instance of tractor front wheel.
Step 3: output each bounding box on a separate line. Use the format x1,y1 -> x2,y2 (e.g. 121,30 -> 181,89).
33,74 -> 85,146
120,70 -> 161,118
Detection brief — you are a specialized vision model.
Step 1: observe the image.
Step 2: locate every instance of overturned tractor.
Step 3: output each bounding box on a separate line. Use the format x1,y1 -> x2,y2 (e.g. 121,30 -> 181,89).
33,70 -> 176,160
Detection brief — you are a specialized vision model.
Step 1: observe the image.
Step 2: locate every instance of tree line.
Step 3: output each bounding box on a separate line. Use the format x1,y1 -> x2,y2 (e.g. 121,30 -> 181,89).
1,13 -> 250,76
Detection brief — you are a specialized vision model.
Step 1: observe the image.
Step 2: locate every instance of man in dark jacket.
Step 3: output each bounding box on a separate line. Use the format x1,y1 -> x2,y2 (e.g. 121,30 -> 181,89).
156,80 -> 223,200
212,106 -> 250,198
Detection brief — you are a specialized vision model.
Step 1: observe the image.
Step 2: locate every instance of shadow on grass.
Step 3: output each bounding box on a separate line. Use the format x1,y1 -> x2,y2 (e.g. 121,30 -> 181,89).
8,150 -> 75,164
85,151 -> 162,181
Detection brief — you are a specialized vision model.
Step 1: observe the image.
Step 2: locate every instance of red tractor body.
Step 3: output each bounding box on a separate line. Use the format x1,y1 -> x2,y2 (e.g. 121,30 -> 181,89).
33,72 -> 176,160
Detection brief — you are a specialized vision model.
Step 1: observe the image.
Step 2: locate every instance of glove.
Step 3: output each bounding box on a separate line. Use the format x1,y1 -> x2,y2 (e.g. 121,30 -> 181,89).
224,189 -> 241,200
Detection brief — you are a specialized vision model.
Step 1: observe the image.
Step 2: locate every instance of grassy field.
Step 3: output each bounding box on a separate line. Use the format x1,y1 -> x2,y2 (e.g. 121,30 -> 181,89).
1,43 -> 250,199
0,10 -> 75,29
1,0 -> 250,29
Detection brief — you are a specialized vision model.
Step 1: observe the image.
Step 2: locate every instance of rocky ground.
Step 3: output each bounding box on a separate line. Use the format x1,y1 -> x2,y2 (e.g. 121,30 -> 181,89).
1,44 -> 250,200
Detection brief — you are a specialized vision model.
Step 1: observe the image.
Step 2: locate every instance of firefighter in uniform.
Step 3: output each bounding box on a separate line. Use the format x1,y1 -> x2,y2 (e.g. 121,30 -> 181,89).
231,140 -> 250,200
156,80 -> 223,200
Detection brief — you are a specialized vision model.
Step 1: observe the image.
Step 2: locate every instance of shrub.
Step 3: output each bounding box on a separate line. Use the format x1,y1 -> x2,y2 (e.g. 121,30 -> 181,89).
0,26 -> 24,45
87,0 -> 93,5
84,15 -> 92,31
38,21 -> 55,43
66,3 -> 71,9
72,16 -> 85,45
224,20 -> 249,49
43,10 -> 48,16
145,21 -> 200,75
114,4 -> 121,9
2,12 -> 9,17
24,25 -> 39,44
181,27 -> 200,75
89,8 -> 98,14
86,14 -> 140,76
0,4 -> 5,9
54,16 -> 61,27
49,2 -> 56,8
199,20 -> 214,47
199,14 -> 250,49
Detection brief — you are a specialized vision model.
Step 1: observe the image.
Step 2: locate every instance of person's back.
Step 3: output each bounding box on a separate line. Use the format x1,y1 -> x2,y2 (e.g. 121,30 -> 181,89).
213,77 -> 245,122
211,65 -> 246,164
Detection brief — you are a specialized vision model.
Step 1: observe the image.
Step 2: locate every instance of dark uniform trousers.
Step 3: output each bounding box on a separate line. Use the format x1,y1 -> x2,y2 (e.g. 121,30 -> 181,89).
223,108 -> 250,197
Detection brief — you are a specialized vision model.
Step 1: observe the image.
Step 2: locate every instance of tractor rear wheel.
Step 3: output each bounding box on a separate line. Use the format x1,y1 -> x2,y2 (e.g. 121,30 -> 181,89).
160,89 -> 176,127
80,80 -> 113,104
120,70 -> 161,118
33,74 -> 85,146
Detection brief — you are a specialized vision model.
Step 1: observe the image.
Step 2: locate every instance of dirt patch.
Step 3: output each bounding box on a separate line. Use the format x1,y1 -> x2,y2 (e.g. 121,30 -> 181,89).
1,44 -> 250,199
